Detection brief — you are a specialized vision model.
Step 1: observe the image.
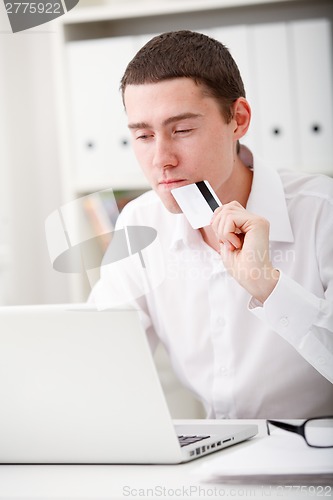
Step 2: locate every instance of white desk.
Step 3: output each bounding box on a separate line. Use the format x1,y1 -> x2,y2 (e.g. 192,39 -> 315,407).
0,420 -> 332,500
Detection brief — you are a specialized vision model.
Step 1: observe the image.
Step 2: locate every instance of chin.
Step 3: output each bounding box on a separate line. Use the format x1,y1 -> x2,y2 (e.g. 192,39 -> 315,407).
157,192 -> 182,214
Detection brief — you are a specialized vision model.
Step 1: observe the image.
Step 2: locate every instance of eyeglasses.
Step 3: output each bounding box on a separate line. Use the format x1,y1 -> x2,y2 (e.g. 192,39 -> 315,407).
266,417 -> 333,448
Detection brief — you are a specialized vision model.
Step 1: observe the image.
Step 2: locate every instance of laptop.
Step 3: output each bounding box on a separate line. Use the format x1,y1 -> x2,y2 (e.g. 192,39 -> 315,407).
0,304 -> 257,464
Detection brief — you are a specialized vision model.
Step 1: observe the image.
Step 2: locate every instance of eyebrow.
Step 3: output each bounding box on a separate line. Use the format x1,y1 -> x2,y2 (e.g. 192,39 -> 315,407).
128,112 -> 203,130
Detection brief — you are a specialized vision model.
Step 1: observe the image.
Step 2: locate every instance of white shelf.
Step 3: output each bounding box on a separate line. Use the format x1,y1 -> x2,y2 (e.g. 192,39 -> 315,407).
74,175 -> 149,194
62,0 -> 306,24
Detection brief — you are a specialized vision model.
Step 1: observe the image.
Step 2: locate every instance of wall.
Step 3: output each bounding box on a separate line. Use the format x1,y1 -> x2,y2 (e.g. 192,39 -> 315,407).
0,6 -> 70,305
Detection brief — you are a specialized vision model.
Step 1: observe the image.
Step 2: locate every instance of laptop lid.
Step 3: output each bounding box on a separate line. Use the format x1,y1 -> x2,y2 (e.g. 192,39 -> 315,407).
0,304 -> 257,464
0,305 -> 184,464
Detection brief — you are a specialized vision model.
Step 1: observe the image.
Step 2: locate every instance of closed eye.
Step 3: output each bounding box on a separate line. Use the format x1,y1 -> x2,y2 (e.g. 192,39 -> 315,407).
175,129 -> 193,134
135,133 -> 153,141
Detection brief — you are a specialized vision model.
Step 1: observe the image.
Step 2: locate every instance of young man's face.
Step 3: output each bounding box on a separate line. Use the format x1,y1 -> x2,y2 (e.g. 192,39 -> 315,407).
124,78 -> 243,213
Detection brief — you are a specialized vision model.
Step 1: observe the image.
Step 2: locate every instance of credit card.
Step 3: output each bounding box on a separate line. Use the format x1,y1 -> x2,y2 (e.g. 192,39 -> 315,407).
171,180 -> 222,229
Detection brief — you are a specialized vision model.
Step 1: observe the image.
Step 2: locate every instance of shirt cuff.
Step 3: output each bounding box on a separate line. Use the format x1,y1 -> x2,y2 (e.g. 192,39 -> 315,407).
248,270 -> 319,347
248,271 -> 333,382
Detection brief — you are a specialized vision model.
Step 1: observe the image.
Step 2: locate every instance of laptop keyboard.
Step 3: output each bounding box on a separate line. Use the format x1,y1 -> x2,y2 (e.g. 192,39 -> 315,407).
178,435 -> 211,447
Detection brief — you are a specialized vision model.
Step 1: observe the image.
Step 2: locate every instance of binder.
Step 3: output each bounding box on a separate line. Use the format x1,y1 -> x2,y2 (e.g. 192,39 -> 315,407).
289,18 -> 333,175
211,25 -> 258,156
249,22 -> 296,169
66,36 -> 148,191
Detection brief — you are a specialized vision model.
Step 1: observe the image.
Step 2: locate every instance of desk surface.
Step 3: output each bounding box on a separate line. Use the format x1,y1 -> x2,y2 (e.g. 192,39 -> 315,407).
0,420 -> 332,500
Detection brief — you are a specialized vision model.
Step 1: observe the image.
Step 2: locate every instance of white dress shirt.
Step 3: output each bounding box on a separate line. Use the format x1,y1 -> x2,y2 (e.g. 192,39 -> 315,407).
90,159 -> 333,419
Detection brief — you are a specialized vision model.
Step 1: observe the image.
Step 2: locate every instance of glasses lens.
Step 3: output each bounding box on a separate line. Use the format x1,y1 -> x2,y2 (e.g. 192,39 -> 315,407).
305,418 -> 333,447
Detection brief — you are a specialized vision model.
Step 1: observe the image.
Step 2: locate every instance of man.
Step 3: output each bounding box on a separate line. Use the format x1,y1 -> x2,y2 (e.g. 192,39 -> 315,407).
90,30 -> 333,418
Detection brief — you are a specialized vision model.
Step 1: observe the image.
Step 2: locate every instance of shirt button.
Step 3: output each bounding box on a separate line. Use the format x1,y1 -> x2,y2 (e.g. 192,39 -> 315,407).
279,316 -> 289,327
219,366 -> 229,375
318,356 -> 326,366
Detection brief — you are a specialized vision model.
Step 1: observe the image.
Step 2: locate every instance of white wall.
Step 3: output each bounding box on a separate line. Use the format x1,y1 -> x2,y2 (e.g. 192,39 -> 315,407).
0,29 -> 10,304
0,7 -> 70,305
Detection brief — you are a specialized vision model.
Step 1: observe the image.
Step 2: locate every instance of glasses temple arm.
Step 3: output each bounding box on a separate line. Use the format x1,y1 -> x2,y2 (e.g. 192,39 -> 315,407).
266,420 -> 302,436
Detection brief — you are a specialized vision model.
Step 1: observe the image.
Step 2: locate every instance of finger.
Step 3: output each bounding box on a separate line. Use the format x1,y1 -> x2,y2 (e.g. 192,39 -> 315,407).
217,213 -> 243,249
219,232 -> 242,250
211,202 -> 246,227
210,205 -> 223,224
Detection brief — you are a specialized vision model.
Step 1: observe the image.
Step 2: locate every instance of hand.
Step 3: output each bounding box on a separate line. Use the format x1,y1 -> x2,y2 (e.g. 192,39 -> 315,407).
210,201 -> 279,303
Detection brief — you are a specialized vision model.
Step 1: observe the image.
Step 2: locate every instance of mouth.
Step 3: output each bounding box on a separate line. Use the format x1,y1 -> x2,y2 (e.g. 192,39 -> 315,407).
158,179 -> 188,190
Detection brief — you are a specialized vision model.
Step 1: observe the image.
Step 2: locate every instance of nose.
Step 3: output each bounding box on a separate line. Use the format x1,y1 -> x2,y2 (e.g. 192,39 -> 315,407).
152,136 -> 178,170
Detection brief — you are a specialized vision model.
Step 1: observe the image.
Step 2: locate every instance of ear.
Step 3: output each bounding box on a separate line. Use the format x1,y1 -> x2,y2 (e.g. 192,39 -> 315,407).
232,97 -> 251,140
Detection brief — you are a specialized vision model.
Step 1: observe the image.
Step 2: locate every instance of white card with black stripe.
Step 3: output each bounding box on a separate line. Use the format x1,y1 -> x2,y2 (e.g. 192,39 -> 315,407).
171,180 -> 222,229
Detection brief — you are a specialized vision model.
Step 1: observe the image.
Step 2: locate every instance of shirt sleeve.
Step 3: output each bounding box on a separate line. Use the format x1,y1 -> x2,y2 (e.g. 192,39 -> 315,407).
249,270 -> 333,383
89,272 -> 160,353
249,180 -> 333,384
88,204 -> 160,353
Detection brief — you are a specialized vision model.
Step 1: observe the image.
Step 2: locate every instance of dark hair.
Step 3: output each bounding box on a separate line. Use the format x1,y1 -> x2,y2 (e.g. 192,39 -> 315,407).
120,30 -> 246,123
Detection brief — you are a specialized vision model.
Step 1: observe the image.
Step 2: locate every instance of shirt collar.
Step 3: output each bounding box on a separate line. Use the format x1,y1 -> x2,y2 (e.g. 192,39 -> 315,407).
169,155 -> 294,250
246,158 -> 294,243
170,213 -> 203,251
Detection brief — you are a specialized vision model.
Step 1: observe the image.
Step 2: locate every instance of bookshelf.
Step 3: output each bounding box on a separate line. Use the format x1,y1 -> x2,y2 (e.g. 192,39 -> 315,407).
51,0 -> 333,418
52,0 -> 333,303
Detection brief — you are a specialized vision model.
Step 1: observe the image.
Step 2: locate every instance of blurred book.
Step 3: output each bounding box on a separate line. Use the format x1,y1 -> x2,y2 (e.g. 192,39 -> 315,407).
83,189 -> 148,251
